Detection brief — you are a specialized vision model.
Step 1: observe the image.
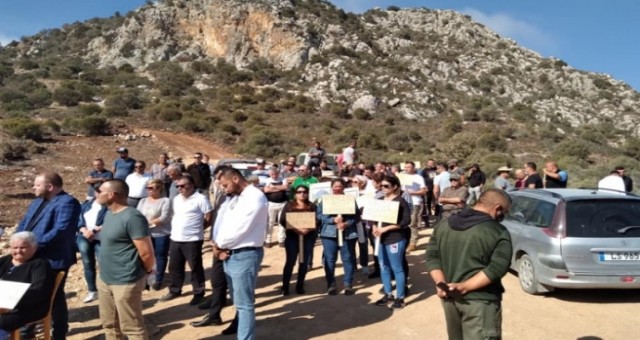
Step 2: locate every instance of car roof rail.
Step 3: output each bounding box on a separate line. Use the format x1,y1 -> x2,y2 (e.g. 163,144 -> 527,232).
520,189 -> 565,200
578,187 -> 640,198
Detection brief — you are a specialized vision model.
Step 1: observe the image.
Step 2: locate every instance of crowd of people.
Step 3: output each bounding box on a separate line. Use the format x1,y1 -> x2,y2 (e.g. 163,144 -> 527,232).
0,140 -> 635,340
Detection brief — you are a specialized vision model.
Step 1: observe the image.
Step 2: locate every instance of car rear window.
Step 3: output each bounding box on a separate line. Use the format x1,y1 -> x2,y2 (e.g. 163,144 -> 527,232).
566,199 -> 640,238
507,196 -> 556,227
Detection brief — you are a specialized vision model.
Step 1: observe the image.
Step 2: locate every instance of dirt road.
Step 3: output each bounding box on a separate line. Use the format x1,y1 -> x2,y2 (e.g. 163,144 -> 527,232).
1,131 -> 636,340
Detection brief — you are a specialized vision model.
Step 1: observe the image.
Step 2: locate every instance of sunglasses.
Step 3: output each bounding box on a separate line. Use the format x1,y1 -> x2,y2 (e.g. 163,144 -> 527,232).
296,191 -> 309,194
176,184 -> 188,189
381,184 -> 391,188
135,165 -> 144,168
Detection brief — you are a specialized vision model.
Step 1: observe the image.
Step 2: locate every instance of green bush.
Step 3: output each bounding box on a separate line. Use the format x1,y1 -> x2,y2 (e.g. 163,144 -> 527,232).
353,108 -> 372,120
103,104 -> 129,117
554,139 -> 591,161
1,118 -> 44,140
180,118 -> 205,132
79,104 -> 103,115
52,87 -> 81,106
387,132 -> 411,152
221,123 -> 241,135
0,138 -> 42,163
78,116 -> 109,136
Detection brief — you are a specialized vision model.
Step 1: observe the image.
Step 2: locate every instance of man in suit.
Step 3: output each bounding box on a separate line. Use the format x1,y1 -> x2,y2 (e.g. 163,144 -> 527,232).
17,172 -> 81,340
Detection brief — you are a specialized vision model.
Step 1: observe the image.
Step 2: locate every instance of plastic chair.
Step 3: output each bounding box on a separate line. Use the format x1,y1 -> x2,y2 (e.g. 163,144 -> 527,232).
10,271 -> 65,340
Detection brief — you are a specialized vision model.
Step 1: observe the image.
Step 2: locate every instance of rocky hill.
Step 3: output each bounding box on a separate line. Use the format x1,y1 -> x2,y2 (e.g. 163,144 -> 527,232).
1,0 -> 640,186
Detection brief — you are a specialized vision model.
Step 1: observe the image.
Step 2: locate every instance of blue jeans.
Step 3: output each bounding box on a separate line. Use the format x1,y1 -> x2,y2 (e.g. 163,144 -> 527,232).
0,329 -> 9,340
321,237 -> 357,288
380,239 -> 407,298
151,235 -> 170,282
223,248 -> 264,340
77,235 -> 100,292
357,225 -> 370,268
282,232 -> 316,289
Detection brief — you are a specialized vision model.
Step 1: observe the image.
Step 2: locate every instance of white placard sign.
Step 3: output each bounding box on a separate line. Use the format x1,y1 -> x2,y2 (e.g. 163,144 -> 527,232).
322,195 -> 356,215
309,182 -> 331,203
361,198 -> 400,224
0,280 -> 31,309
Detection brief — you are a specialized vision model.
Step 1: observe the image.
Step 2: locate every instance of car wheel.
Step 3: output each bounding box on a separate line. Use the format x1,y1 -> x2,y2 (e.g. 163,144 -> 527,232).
518,254 -> 542,295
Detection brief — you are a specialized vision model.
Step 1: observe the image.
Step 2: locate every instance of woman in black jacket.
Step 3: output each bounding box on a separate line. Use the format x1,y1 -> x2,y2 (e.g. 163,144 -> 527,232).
279,185 -> 318,295
0,231 -> 55,337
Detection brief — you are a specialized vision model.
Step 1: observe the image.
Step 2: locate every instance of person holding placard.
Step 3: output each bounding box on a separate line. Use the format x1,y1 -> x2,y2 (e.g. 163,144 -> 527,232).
278,185 -> 318,295
0,232 -> 55,339
317,179 -> 360,296
372,176 -> 411,309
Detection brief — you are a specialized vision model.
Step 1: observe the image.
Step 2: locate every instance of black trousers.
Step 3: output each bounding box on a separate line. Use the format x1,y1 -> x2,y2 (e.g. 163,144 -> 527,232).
168,240 -> 205,295
207,255 -> 228,319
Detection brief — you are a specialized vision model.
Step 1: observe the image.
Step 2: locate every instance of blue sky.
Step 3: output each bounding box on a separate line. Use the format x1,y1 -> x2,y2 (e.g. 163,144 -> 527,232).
0,1 -> 638,90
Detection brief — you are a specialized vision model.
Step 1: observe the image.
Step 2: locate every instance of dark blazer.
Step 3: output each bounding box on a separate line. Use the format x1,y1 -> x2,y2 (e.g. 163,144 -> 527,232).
17,191 -> 81,270
0,256 -> 55,331
77,198 -> 108,231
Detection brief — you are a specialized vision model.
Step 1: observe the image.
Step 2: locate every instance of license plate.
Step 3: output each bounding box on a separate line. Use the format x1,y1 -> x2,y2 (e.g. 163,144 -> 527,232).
599,252 -> 640,261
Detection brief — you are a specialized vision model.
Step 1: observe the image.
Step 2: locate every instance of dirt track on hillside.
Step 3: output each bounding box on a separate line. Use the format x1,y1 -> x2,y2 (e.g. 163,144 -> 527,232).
1,130 -> 637,340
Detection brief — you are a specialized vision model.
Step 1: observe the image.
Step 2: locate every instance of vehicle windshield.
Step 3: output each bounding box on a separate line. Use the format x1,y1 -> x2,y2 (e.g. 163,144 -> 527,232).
566,199 -> 640,238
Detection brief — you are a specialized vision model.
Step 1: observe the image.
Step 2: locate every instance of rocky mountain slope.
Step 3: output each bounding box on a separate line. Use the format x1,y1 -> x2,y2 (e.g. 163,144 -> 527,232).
2,0 -> 640,186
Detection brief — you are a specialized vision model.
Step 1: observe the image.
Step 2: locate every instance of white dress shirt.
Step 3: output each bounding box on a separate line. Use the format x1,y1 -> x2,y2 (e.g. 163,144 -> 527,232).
125,172 -> 152,198
213,185 -> 268,249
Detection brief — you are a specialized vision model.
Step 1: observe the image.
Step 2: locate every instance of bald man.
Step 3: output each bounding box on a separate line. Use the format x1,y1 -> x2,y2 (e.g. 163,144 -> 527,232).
426,189 -> 512,340
96,179 -> 155,340
543,161 -> 568,188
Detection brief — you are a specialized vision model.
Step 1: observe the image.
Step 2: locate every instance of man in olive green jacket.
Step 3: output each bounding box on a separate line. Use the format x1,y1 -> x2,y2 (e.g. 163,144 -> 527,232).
426,189 -> 512,340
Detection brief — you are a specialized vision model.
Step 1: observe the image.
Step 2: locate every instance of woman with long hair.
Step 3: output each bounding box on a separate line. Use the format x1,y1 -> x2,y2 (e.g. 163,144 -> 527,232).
136,179 -> 171,290
317,179 -> 360,295
278,185 -> 318,295
373,175 -> 411,309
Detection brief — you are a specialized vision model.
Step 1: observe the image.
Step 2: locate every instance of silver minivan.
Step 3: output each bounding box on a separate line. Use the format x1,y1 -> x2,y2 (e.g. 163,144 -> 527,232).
504,188 -> 640,294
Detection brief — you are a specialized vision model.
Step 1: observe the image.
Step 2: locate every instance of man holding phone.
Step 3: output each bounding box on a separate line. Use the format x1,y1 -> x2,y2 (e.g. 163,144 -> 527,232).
425,189 -> 512,340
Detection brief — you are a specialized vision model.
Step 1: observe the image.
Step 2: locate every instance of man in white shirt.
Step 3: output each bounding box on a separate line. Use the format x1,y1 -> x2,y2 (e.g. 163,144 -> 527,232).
598,170 -> 626,193
160,175 -> 213,305
403,161 -> 427,252
251,158 -> 270,186
125,161 -> 151,207
342,140 -> 358,166
433,162 -> 451,222
212,168 -> 268,339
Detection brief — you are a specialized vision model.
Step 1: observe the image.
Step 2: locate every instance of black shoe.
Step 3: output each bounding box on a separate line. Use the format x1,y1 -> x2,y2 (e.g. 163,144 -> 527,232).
152,282 -> 162,291
327,286 -> 337,296
190,293 -> 206,306
296,285 -> 305,295
221,324 -> 238,335
190,314 -> 223,327
280,287 -> 290,296
159,292 -> 181,302
198,297 -> 213,310
390,298 -> 405,309
375,294 -> 394,306
344,286 -> 355,296
368,271 -> 381,279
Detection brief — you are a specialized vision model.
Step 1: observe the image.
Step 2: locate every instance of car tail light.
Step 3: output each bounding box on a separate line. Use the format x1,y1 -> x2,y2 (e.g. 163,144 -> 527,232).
543,201 -> 567,238
621,276 -> 636,283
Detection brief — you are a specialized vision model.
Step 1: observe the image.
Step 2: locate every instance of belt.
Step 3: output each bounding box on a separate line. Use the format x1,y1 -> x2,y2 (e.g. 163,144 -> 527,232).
230,247 -> 260,254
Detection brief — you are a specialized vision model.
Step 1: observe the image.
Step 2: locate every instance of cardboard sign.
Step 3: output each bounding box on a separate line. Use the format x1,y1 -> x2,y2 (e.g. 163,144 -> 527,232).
309,182 -> 331,203
396,173 -> 412,187
322,195 -> 356,215
285,212 -> 316,230
0,280 -> 30,309
361,198 -> 400,224
344,187 -> 359,198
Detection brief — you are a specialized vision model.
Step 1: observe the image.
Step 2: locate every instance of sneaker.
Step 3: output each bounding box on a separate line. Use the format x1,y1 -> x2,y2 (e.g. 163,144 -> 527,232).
390,298 -> 405,309
327,286 -> 337,296
152,282 -> 162,291
361,267 -> 370,275
344,286 -> 355,296
368,271 -> 381,279
375,294 -> 394,306
296,285 -> 305,295
83,291 -> 98,303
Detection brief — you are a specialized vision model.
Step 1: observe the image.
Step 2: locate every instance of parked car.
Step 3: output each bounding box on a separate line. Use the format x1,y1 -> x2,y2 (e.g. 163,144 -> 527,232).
296,152 -> 339,171
504,188 -> 640,294
215,159 -> 259,179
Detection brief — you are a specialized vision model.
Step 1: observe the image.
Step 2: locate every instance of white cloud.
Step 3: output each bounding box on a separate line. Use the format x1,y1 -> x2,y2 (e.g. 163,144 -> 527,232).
461,8 -> 556,54
0,31 -> 17,46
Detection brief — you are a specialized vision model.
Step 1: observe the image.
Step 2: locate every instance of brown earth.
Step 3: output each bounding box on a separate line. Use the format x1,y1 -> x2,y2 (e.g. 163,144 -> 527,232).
0,131 -> 637,340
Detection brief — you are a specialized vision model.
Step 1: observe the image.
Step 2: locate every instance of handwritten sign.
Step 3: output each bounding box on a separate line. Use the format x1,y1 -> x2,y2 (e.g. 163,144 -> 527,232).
361,198 -> 400,224
396,173 -> 412,187
285,212 -> 316,230
344,187 -> 359,198
322,195 -> 356,215
0,280 -> 30,309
